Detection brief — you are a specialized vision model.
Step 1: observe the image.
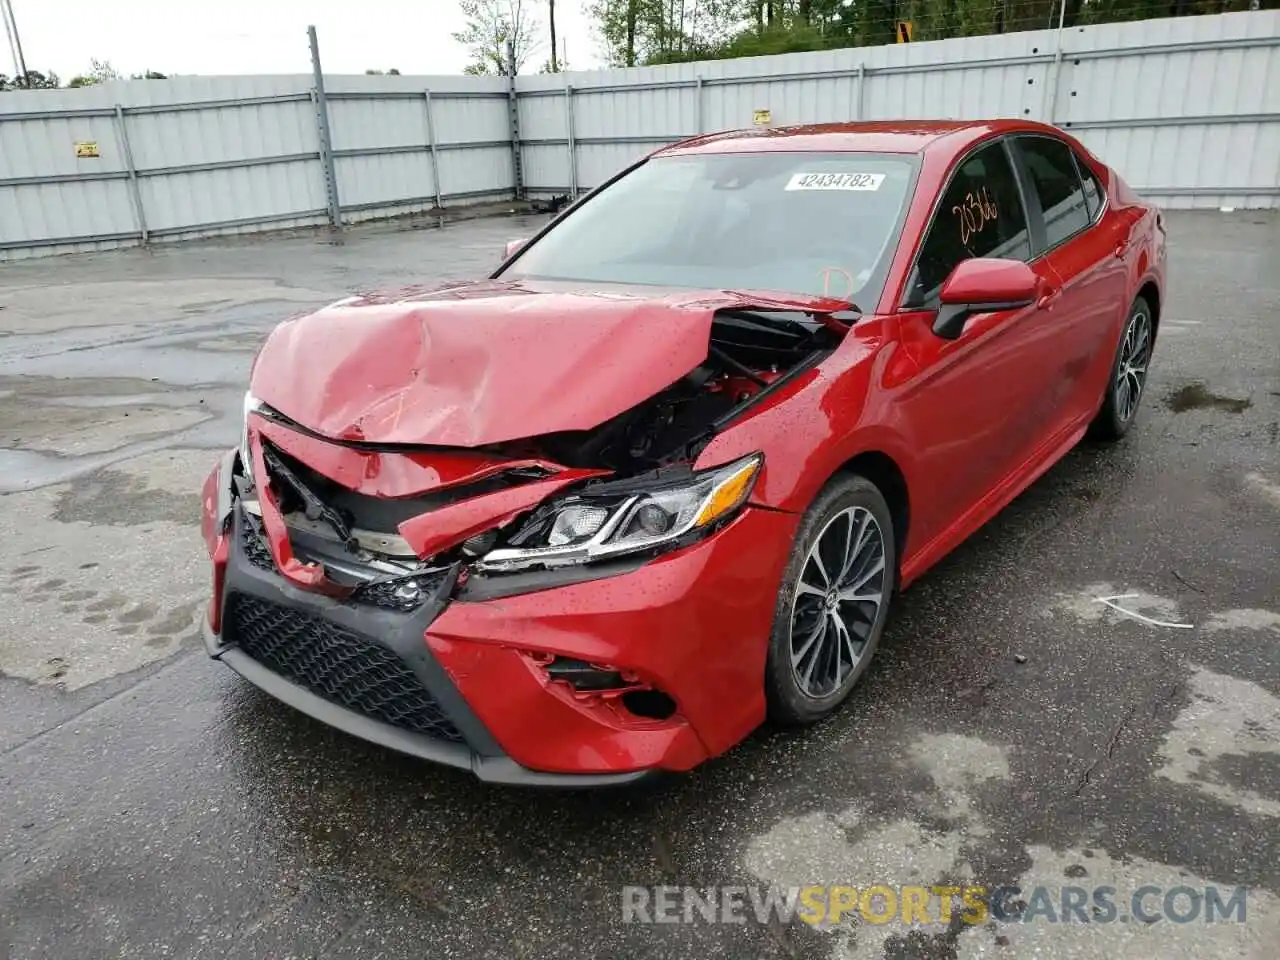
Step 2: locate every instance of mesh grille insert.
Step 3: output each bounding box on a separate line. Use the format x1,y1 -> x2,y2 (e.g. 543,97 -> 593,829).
223,592 -> 465,743
240,513 -> 275,572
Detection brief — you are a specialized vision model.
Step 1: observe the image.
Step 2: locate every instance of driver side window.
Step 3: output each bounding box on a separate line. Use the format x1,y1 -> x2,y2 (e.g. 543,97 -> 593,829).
906,141 -> 1031,305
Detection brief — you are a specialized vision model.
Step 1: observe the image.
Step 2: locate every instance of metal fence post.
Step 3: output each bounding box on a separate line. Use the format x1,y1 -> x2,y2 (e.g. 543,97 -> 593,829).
507,39 -> 524,200
565,82 -> 578,199
423,89 -> 444,209
1045,48 -> 1068,124
695,75 -> 704,133
854,62 -> 866,120
308,24 -> 342,227
1043,0 -> 1068,123
1042,45 -> 1066,122
112,104 -> 148,243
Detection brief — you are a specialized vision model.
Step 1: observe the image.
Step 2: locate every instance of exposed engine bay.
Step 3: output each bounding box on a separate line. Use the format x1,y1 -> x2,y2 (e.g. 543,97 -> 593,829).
239,307 -> 847,596
485,309 -> 843,472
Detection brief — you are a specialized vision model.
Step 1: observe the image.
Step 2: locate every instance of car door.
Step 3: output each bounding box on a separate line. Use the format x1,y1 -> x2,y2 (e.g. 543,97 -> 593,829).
1008,135 -> 1132,434
893,138 -> 1064,550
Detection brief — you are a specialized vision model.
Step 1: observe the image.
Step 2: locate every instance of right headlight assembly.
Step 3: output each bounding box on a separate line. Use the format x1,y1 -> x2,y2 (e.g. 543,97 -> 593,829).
474,453 -> 763,574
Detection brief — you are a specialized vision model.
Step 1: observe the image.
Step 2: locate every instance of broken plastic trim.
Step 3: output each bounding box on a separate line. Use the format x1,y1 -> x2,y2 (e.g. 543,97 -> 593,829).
544,658 -> 632,692
261,443 -> 354,547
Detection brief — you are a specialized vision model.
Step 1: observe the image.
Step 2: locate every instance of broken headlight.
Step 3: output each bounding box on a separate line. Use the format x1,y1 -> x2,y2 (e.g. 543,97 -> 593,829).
240,392 -> 265,483
475,454 -> 762,573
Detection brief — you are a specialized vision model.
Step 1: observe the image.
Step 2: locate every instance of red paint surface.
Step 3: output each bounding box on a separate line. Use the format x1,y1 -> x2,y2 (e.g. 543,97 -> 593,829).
208,534 -> 229,635
427,508 -> 798,773
256,418 -> 566,498
201,457 -> 229,634
206,120 -> 1166,776
200,457 -> 222,557
249,287 -> 854,447
938,257 -> 1041,304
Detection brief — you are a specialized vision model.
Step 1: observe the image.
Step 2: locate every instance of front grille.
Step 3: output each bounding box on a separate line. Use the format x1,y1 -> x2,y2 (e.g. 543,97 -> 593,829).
238,511 -> 454,614
240,513 -> 275,572
352,571 -> 453,613
223,593 -> 465,743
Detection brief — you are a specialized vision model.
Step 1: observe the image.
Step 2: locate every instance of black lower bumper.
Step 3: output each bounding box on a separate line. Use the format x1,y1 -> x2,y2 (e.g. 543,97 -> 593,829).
208,506 -> 652,788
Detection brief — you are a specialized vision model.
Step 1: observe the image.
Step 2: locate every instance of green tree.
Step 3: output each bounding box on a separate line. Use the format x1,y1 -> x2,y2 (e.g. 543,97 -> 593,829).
590,0 -> 742,65
0,69 -> 58,89
589,0 -> 1276,66
66,58 -> 122,87
455,0 -> 540,75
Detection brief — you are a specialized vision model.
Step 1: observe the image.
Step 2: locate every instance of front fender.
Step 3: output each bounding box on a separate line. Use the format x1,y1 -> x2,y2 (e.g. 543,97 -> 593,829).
694,323 -> 921,516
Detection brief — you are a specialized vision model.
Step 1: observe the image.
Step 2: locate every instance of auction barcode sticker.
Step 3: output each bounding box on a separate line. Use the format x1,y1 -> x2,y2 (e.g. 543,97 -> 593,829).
785,172 -> 885,191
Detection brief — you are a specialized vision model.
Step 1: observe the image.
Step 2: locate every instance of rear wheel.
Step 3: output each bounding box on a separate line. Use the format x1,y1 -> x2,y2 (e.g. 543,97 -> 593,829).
1090,296 -> 1153,441
765,474 -> 895,725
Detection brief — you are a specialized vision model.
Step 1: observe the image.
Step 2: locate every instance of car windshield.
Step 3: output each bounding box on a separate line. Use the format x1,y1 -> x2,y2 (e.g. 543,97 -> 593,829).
501,151 -> 919,306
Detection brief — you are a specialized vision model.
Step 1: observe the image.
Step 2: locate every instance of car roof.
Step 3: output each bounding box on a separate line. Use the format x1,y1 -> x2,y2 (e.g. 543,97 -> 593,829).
656,119 -> 1060,159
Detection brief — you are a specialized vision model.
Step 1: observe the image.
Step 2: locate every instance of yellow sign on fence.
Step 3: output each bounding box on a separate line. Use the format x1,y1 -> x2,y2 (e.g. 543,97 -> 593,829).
74,141 -> 100,158
896,21 -> 913,43
753,109 -> 772,126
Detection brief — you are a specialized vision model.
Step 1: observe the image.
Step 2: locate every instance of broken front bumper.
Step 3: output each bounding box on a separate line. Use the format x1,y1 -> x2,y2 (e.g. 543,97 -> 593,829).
201,450 -> 799,784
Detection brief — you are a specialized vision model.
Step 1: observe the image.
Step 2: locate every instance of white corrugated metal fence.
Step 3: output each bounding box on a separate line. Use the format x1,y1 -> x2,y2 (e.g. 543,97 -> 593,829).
1,9 -> 1276,260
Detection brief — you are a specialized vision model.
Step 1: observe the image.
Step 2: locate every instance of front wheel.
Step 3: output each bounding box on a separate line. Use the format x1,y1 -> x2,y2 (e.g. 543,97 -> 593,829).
765,474 -> 895,726
1090,296 -> 1154,441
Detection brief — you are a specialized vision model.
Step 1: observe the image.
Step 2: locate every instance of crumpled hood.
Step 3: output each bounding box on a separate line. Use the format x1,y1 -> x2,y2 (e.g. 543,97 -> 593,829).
250,280 -> 849,448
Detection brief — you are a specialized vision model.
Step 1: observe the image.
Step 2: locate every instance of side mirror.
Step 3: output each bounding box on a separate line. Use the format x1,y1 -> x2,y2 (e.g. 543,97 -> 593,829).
932,258 -> 1040,340
503,238 -> 529,261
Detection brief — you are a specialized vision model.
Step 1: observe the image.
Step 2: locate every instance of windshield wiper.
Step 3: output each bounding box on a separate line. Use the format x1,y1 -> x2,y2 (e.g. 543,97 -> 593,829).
717,305 -> 862,343
716,308 -> 822,339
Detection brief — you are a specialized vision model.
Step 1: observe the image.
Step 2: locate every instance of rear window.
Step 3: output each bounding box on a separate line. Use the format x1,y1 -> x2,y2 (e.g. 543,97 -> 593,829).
1016,136 -> 1092,247
501,151 -> 919,307
1076,154 -> 1104,220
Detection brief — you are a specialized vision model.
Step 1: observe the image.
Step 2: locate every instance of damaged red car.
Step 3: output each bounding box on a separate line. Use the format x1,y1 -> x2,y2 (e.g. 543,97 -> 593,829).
201,120 -> 1165,784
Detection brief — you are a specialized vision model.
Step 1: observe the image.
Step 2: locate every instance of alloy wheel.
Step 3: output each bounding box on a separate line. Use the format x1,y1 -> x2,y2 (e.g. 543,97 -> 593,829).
1115,307 -> 1152,423
789,506 -> 887,699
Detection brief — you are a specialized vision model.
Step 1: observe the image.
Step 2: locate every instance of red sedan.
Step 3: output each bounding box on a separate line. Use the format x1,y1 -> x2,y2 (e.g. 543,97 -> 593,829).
201,120 -> 1165,785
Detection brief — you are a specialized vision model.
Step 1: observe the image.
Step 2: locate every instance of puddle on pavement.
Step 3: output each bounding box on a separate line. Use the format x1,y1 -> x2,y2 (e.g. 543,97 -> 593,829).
1165,383 -> 1251,414
743,725 -> 1280,958
0,443 -> 173,493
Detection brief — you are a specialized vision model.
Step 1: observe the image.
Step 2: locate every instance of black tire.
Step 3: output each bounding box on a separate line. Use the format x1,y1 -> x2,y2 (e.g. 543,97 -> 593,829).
1090,296 -> 1154,442
765,473 -> 896,726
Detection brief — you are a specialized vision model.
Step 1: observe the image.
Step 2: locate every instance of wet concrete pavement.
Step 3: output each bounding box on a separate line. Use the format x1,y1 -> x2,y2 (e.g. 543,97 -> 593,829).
1,211 -> 1278,959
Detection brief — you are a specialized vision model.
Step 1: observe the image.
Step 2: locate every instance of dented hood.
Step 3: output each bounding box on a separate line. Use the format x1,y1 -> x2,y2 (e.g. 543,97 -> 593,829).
250,280 -> 850,448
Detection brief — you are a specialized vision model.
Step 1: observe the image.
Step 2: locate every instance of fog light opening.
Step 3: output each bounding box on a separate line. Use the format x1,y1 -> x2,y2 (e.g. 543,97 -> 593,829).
621,689 -> 677,721
545,657 -> 629,692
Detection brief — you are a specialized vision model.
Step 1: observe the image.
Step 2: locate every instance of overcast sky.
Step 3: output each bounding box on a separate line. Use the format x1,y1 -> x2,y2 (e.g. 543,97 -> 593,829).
6,1 -> 601,80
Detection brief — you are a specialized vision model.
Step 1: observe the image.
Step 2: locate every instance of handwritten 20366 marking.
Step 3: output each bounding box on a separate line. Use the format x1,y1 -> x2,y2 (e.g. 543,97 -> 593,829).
953,187 -> 999,245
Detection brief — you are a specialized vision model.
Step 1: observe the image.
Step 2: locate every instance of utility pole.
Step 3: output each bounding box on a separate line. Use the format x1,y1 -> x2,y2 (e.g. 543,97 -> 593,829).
549,0 -> 558,72
1,0 -> 30,87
